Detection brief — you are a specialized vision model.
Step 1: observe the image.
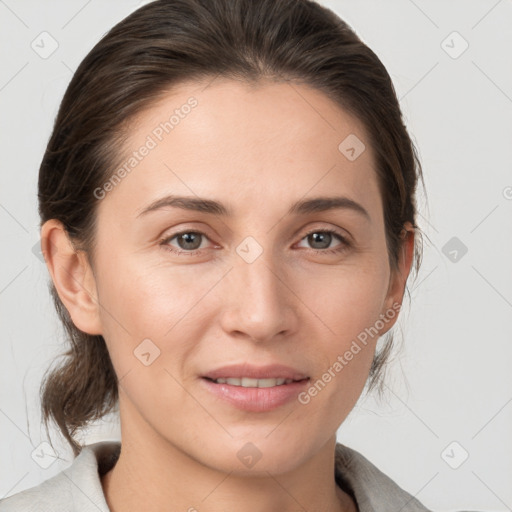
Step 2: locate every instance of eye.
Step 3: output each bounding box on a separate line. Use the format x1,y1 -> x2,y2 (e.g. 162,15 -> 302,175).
159,230 -> 213,255
159,227 -> 351,257
296,228 -> 351,255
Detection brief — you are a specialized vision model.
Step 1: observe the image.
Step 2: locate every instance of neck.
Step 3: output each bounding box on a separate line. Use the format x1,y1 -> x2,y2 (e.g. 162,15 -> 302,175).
100,402 -> 357,512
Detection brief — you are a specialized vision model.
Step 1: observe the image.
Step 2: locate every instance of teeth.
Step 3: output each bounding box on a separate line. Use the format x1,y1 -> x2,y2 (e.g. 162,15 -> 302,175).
213,377 -> 295,387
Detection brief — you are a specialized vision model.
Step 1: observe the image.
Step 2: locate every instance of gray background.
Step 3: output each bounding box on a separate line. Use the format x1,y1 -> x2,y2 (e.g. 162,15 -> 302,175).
1,0 -> 511,510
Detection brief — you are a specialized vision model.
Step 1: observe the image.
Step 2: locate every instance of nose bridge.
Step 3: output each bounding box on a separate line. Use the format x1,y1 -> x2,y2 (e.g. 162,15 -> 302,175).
220,241 -> 294,340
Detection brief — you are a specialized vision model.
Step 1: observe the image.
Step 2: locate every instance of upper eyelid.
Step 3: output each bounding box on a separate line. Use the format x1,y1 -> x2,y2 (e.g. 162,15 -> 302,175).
161,219 -> 351,236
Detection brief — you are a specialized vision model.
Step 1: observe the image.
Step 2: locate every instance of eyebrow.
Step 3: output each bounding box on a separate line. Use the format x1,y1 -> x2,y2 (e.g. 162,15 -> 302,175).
136,194 -> 371,221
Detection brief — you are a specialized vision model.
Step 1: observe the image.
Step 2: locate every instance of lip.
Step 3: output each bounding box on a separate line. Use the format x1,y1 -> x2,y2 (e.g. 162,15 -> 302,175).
200,363 -> 310,412
202,363 -> 308,381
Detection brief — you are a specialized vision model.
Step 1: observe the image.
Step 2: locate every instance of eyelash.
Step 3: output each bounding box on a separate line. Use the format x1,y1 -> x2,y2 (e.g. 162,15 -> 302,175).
159,228 -> 351,257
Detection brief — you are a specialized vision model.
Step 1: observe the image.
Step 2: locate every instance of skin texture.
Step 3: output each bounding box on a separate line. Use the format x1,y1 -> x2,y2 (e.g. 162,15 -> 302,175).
42,77 -> 415,512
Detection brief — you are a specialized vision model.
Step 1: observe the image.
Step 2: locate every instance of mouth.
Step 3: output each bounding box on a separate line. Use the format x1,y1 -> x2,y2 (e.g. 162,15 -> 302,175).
202,376 -> 308,387
200,363 -> 310,412
202,363 -> 308,382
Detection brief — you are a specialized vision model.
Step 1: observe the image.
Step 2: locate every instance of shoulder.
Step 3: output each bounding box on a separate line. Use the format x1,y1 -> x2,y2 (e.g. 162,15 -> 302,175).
335,442 -> 432,511
0,441 -> 120,512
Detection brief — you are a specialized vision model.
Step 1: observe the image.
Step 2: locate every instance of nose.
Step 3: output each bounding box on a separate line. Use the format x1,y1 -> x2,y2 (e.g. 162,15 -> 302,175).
218,251 -> 298,344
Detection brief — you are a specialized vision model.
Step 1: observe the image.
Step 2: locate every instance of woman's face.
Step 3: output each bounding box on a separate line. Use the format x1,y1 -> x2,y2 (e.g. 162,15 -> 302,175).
83,78 -> 411,474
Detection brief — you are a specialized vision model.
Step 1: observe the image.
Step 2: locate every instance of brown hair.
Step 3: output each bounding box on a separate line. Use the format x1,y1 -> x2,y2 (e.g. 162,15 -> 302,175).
38,0 -> 425,457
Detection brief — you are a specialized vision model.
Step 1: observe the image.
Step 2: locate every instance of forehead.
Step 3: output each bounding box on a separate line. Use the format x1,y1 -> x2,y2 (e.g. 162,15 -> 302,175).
99,77 -> 382,224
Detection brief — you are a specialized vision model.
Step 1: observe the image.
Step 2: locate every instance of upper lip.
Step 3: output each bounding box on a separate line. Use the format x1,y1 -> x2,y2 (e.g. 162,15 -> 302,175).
202,363 -> 309,381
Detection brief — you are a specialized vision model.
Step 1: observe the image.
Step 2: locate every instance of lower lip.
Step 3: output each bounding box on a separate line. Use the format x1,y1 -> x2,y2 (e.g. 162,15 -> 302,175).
200,377 -> 310,412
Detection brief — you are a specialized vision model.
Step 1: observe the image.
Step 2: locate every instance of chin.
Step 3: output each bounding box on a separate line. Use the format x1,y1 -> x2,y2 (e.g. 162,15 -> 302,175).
196,434 -> 315,476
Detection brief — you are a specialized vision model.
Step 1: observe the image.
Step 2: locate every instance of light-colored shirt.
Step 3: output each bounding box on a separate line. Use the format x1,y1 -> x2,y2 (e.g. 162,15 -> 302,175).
0,441 -> 433,511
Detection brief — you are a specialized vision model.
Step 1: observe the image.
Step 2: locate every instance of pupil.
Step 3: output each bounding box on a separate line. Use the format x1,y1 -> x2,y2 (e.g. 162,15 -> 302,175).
179,232 -> 201,250
310,232 -> 330,249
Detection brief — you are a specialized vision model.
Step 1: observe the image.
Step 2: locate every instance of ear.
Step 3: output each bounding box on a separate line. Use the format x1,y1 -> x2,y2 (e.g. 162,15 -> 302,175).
40,219 -> 103,335
379,221 -> 416,335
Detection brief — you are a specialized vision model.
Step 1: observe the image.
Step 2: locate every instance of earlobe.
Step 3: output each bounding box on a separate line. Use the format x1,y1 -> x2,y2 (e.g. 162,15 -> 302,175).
40,219 -> 103,335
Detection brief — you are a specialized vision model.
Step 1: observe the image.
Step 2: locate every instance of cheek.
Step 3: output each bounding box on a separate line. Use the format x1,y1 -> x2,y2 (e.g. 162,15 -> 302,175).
95,238 -> 389,372
295,259 -> 389,395
299,258 -> 390,341
95,252 -> 207,332
294,271 -> 388,435
93,259 -> 210,411
96,245 -> 389,343
94,253 -> 226,374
